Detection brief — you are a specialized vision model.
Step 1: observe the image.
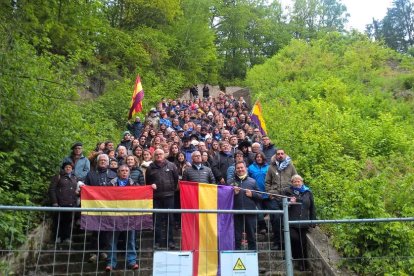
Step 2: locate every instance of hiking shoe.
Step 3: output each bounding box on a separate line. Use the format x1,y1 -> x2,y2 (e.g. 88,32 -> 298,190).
259,229 -> 267,235
129,263 -> 139,270
62,238 -> 71,244
88,254 -> 97,263
168,242 -> 176,249
105,265 -> 112,272
100,252 -> 108,260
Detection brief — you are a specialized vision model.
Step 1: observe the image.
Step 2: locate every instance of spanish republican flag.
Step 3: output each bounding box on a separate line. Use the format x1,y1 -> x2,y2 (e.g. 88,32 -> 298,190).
180,181 -> 234,276
250,100 -> 267,136
80,186 -> 153,231
128,75 -> 144,120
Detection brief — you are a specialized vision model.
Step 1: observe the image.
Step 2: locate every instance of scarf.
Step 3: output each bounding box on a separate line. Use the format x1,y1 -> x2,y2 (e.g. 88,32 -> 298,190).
276,156 -> 292,171
117,178 -> 128,187
291,184 -> 310,195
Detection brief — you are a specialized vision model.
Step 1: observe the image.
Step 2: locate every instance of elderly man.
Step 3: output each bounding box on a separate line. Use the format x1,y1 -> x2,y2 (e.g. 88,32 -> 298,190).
265,149 -> 298,250
145,149 -> 179,249
84,154 -> 117,263
105,165 -> 138,272
62,142 -> 90,181
183,151 -> 216,184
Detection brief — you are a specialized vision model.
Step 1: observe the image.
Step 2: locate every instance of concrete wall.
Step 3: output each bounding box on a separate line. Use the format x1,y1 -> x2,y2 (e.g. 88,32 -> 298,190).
306,227 -> 355,276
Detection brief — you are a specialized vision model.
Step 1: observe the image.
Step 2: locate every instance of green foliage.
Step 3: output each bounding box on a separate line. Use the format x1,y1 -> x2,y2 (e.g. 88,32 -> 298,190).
246,33 -> 414,273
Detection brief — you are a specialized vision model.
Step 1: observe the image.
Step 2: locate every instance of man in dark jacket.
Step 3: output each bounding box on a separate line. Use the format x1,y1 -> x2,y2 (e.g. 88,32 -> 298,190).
228,161 -> 261,250
127,116 -> 144,139
49,161 -> 78,243
83,153 -> 116,263
145,149 -> 179,249
262,136 -> 276,163
182,151 -> 216,184
212,141 -> 234,184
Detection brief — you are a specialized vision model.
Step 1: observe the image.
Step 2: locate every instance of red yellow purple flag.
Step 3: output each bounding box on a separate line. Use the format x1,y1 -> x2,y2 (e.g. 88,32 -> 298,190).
128,75 -> 144,120
80,185 -> 153,231
250,100 -> 267,136
180,181 -> 234,276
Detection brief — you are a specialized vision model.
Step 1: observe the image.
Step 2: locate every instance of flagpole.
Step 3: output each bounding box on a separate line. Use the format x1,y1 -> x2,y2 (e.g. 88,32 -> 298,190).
179,181 -> 291,199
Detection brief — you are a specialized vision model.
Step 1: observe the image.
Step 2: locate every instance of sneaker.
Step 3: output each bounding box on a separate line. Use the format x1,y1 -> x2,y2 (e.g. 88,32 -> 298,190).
88,254 -> 97,263
105,265 -> 112,272
129,263 -> 139,270
259,229 -> 267,235
100,252 -> 108,260
271,244 -> 280,250
168,242 -> 176,249
62,238 -> 71,244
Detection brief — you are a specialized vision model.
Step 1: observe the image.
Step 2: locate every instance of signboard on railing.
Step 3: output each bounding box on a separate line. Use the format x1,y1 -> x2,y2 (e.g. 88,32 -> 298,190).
220,251 -> 258,276
153,251 -> 193,275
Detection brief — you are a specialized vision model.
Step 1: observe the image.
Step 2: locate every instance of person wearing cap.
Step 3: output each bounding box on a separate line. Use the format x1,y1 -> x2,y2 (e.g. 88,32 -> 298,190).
49,161 -> 78,244
62,142 -> 90,181
118,131 -> 132,151
127,116 -> 144,139
145,108 -> 160,129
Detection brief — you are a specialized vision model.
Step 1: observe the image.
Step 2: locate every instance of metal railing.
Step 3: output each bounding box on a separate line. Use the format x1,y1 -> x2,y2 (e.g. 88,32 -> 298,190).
1,201 -> 414,275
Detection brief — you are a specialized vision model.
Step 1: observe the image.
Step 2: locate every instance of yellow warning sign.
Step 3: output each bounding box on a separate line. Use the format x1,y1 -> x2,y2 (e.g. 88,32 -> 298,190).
233,258 -> 246,270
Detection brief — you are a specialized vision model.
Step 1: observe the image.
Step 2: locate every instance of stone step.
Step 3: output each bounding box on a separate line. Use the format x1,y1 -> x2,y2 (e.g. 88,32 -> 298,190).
36,249 -> 155,264
26,258 -> 154,274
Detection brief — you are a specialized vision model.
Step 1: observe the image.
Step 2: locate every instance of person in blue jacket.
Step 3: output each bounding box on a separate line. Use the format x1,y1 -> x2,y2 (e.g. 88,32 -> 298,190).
248,152 -> 270,235
62,142 -> 90,181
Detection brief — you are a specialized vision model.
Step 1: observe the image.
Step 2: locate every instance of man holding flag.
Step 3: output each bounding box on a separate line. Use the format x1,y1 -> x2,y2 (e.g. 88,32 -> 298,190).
128,75 -> 144,120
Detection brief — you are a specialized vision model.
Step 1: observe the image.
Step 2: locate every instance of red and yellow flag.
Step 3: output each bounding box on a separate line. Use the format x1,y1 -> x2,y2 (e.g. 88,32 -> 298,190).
128,75 -> 144,119
80,185 -> 153,231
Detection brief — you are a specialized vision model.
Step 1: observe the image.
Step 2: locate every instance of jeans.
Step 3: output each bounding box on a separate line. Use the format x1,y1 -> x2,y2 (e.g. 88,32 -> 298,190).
107,230 -> 137,268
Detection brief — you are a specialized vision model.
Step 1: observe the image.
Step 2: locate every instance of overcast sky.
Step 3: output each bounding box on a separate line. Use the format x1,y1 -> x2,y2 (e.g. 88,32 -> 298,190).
279,0 -> 394,32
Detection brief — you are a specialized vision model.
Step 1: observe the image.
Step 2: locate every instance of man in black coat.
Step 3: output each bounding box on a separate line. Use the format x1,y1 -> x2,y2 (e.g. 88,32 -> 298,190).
145,149 -> 179,249
228,161 -> 261,250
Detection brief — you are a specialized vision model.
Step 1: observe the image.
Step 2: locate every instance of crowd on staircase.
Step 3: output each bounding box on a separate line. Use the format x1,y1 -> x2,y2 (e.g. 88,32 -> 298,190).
49,89 -> 316,272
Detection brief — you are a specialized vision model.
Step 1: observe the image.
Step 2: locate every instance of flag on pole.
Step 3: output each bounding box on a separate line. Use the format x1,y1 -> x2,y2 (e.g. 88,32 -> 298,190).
180,181 -> 234,276
250,100 -> 267,136
80,185 -> 153,231
128,75 -> 144,120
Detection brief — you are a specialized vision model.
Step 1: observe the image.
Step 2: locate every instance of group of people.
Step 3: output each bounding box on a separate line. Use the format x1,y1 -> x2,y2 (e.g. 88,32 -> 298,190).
49,91 -> 316,272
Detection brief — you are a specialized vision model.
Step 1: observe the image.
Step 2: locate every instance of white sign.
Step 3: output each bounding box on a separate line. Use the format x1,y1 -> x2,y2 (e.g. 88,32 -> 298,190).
220,251 -> 259,276
153,251 -> 193,276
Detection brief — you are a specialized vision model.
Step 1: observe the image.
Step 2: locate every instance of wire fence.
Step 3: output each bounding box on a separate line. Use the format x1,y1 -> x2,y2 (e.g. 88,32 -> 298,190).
0,204 -> 414,275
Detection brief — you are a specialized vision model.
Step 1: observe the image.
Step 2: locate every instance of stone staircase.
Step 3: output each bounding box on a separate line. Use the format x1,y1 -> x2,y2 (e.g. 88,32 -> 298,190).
23,226 -> 312,275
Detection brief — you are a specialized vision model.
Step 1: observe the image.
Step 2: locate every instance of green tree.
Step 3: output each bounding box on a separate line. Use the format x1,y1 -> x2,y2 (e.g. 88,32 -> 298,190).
366,0 -> 414,53
290,0 -> 349,39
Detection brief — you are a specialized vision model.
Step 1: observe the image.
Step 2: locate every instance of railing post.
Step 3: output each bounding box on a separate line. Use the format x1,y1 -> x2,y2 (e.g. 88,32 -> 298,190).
282,197 -> 293,276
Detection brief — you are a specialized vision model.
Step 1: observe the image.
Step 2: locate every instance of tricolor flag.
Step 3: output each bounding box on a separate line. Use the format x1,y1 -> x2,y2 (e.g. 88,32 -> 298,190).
250,100 -> 267,136
80,185 -> 153,231
180,181 -> 234,276
128,75 -> 144,120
